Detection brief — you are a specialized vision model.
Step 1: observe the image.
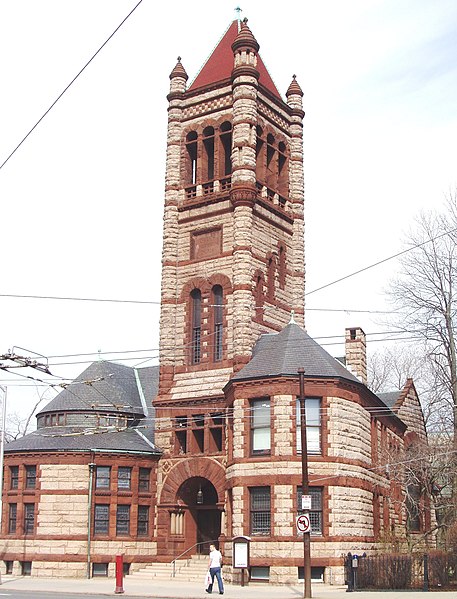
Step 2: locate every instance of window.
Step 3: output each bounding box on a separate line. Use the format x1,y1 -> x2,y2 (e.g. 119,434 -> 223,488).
250,566 -> 270,581
213,285 -> 223,362
267,255 -> 276,299
203,126 -> 215,181
406,485 -> 421,532
24,504 -> 35,534
116,505 -> 130,536
137,505 -> 149,536
21,561 -> 32,576
250,487 -> 271,536
117,467 -> 132,490
25,465 -> 36,489
219,121 -> 232,177
8,503 -> 17,534
254,271 -> 265,320
185,131 -> 198,185
92,563 -> 108,577
296,398 -> 321,454
95,466 -> 111,489
138,468 -> 151,492
209,412 -> 224,453
10,466 -> 18,490
175,416 -> 188,454
251,399 -> 270,454
191,289 -> 202,364
278,244 -> 286,289
94,504 -> 109,535
297,487 -> 323,535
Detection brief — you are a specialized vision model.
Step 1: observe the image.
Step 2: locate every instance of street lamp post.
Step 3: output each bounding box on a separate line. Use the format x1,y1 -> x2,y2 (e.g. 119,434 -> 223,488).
298,369 -> 312,598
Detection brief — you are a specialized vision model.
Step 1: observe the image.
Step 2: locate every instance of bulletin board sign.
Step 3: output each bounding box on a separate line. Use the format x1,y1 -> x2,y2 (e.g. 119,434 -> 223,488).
232,536 -> 251,569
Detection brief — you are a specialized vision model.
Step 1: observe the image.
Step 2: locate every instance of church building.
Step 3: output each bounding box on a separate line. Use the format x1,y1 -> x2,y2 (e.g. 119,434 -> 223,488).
0,19 -> 429,585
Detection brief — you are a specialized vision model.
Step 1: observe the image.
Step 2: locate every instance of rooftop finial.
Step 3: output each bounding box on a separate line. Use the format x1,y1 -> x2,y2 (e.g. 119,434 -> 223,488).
235,6 -> 242,30
289,310 -> 296,324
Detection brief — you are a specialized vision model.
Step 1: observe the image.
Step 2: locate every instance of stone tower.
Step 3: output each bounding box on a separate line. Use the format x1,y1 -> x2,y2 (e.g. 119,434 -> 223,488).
158,19 -> 305,401
154,19 -> 305,557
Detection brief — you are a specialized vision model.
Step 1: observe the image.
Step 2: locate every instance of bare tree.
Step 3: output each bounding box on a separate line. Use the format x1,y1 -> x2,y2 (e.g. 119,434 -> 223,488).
388,192 -> 457,516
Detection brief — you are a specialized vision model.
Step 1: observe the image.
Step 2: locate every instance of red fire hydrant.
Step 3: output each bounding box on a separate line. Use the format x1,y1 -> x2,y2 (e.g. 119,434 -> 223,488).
114,554 -> 124,594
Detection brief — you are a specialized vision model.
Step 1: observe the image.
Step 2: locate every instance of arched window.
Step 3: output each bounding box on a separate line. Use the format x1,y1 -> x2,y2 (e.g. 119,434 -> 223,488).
267,255 -> 276,300
254,271 -> 265,320
212,285 -> 223,362
219,121 -> 232,178
278,243 -> 286,289
185,131 -> 198,185
278,141 -> 288,198
256,126 -> 266,183
203,126 -> 215,182
266,133 -> 276,190
191,289 -> 201,364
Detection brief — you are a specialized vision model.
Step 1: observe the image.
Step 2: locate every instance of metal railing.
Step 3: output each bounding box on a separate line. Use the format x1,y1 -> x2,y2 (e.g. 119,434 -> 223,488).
171,539 -> 219,577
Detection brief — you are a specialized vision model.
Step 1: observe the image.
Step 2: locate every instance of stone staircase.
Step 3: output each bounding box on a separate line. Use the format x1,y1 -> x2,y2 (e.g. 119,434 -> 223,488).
130,554 -> 208,582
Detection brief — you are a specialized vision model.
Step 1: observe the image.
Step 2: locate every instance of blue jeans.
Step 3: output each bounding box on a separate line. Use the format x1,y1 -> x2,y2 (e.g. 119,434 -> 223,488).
209,567 -> 224,593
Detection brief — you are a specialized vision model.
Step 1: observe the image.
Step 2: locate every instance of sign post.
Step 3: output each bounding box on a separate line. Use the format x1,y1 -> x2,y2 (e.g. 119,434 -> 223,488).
298,368 -> 312,598
232,536 -> 250,587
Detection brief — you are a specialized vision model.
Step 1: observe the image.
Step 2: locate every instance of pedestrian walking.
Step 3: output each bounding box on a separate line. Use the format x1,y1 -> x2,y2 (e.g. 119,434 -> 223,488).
206,543 -> 224,595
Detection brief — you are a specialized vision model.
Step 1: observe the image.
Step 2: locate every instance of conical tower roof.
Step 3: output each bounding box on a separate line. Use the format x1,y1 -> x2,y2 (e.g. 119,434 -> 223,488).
189,20 -> 281,99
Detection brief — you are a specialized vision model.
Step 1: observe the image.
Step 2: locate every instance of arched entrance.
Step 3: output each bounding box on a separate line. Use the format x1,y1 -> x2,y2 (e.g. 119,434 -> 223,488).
158,458 -> 225,558
177,476 -> 221,554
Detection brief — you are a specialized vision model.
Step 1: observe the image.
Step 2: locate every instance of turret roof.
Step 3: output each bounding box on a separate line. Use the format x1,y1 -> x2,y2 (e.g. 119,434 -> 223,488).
188,20 -> 281,100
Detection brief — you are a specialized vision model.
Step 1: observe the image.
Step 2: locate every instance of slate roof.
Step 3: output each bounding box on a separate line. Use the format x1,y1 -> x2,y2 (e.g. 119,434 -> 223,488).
377,391 -> 401,409
231,323 -> 361,383
6,361 -> 160,455
5,426 -> 159,454
38,361 -> 148,417
188,20 -> 282,100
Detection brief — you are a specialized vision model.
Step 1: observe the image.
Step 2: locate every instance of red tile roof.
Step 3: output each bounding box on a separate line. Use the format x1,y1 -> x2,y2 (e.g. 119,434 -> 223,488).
188,20 -> 282,100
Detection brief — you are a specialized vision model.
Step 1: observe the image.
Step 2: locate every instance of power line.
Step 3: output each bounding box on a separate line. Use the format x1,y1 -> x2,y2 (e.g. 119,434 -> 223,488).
0,0 -> 144,171
0,293 -> 157,305
305,226 -> 457,296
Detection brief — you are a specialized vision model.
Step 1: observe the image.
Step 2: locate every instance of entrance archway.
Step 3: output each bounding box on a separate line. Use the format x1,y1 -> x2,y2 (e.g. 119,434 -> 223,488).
177,476 -> 221,554
159,458 -> 225,557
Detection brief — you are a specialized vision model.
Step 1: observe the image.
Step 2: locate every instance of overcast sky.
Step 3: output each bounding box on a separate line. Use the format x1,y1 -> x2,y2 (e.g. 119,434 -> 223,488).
1,0 -> 457,422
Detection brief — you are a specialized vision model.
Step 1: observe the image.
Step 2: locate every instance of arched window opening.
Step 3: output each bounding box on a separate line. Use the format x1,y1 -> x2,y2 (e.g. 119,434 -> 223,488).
278,244 -> 286,289
256,126 -> 266,184
266,134 -> 276,189
203,126 -> 215,182
278,141 -> 288,198
219,121 -> 232,178
254,272 -> 265,320
191,289 -> 202,364
186,131 -> 198,185
267,255 -> 276,300
212,285 -> 223,362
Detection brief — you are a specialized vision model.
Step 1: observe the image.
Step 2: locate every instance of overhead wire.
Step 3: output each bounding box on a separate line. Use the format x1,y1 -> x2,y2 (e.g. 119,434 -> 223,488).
0,0 -> 144,171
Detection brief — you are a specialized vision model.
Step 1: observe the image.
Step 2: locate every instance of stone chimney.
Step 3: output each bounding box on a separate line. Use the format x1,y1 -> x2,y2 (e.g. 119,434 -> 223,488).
345,327 -> 367,385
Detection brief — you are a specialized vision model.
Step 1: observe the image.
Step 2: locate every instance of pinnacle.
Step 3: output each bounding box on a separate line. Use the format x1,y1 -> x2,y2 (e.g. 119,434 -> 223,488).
231,17 -> 260,53
286,74 -> 303,97
169,57 -> 188,81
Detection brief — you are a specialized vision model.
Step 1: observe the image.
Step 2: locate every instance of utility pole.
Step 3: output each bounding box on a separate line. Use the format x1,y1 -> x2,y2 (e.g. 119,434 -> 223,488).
298,368 -> 312,598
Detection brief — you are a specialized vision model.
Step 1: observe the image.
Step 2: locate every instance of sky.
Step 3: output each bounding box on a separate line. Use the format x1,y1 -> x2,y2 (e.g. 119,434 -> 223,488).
1,0 -> 457,425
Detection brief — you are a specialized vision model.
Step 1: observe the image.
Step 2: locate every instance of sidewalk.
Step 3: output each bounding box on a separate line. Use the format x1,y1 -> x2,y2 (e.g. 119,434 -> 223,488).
0,575 -> 453,598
